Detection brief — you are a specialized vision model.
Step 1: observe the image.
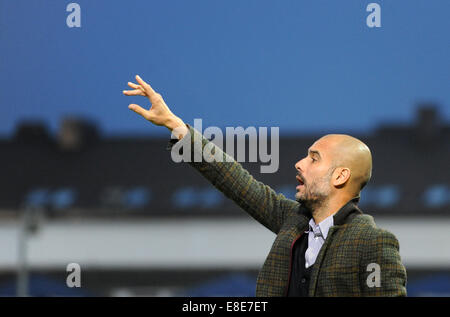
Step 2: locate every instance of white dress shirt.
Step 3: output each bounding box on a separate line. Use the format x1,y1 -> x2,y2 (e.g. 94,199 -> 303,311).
304,214 -> 334,269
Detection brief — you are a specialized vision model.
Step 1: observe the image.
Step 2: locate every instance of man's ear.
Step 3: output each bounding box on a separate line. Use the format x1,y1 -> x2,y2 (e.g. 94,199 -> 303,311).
333,167 -> 351,187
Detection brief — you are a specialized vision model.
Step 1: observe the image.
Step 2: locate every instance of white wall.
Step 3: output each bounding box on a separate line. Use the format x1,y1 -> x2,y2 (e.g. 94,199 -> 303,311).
0,217 -> 449,271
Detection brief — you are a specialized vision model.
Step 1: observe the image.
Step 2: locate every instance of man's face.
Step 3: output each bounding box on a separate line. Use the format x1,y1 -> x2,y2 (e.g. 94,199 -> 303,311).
294,137 -> 336,207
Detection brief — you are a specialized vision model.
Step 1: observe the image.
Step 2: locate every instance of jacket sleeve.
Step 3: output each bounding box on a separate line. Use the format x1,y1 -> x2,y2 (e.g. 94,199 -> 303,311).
167,124 -> 299,234
360,228 -> 407,296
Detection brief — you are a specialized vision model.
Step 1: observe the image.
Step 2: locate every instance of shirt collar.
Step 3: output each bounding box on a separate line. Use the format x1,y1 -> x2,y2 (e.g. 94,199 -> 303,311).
297,197 -> 363,231
308,213 -> 334,240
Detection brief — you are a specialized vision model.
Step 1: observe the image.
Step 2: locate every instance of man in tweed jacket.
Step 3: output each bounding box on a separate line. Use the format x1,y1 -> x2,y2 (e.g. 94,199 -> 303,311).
124,75 -> 407,297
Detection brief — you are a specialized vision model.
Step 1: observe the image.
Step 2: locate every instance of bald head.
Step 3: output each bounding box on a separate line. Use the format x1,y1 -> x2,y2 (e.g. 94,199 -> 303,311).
316,134 -> 372,195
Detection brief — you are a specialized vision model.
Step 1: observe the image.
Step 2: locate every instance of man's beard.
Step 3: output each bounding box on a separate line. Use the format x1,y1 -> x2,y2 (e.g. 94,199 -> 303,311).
295,170 -> 333,212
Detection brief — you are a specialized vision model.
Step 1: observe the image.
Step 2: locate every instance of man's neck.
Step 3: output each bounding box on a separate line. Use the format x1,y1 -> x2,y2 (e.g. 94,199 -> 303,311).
311,197 -> 350,224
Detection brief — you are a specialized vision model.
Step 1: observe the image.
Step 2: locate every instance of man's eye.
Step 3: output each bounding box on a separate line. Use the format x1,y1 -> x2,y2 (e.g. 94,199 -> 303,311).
311,157 -> 317,162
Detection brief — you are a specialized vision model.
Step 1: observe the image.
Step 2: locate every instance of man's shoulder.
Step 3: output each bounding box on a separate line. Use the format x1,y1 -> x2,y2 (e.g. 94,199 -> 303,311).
345,214 -> 400,246
348,213 -> 376,228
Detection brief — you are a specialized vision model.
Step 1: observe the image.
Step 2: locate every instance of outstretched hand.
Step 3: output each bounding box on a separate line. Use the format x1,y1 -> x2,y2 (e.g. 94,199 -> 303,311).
123,75 -> 188,139
123,75 -> 181,128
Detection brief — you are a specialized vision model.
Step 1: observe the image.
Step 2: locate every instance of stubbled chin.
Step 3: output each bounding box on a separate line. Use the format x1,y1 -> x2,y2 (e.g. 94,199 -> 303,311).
295,186 -> 307,201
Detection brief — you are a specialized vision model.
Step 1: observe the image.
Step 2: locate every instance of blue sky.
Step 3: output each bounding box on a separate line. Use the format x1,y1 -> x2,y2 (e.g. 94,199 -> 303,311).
0,0 -> 449,137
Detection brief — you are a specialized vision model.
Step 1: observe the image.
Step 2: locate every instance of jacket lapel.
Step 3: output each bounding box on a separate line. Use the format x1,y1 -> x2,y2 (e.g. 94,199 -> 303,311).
307,198 -> 363,296
308,226 -> 338,296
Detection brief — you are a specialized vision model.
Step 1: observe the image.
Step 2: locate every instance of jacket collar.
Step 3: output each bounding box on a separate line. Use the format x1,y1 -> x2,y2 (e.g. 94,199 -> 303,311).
333,197 -> 363,226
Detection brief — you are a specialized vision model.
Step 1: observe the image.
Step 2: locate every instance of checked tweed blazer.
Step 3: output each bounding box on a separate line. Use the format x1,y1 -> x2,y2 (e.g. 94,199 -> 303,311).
168,125 -> 407,297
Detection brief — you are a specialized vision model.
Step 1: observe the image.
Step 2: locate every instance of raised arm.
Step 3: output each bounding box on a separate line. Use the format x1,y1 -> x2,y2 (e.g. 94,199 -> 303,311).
124,75 -> 299,233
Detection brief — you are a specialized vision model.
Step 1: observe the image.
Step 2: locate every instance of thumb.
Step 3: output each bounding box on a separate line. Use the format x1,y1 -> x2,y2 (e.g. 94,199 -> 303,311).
128,104 -> 149,119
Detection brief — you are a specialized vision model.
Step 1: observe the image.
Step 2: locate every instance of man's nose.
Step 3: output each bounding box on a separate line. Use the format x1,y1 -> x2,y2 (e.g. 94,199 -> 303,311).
295,158 -> 305,173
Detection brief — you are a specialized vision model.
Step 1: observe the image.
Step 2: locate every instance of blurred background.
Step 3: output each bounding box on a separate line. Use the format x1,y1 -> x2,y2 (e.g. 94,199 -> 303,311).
0,0 -> 449,296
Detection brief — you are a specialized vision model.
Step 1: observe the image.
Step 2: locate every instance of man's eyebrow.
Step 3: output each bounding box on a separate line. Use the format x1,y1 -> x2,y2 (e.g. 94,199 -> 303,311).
308,149 -> 321,158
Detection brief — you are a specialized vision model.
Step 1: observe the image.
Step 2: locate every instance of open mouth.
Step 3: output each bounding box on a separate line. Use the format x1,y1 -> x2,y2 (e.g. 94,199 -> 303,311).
296,174 -> 305,189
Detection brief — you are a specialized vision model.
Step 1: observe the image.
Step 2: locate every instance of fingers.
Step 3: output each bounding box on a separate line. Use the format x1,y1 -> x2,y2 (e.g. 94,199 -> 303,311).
128,104 -> 149,119
135,75 -> 156,96
127,82 -> 141,89
123,81 -> 146,96
123,89 -> 145,96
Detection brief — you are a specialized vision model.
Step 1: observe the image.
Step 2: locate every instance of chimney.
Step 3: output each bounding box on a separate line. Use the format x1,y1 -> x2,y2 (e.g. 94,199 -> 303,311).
14,120 -> 52,145
414,103 -> 440,145
57,117 -> 99,151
